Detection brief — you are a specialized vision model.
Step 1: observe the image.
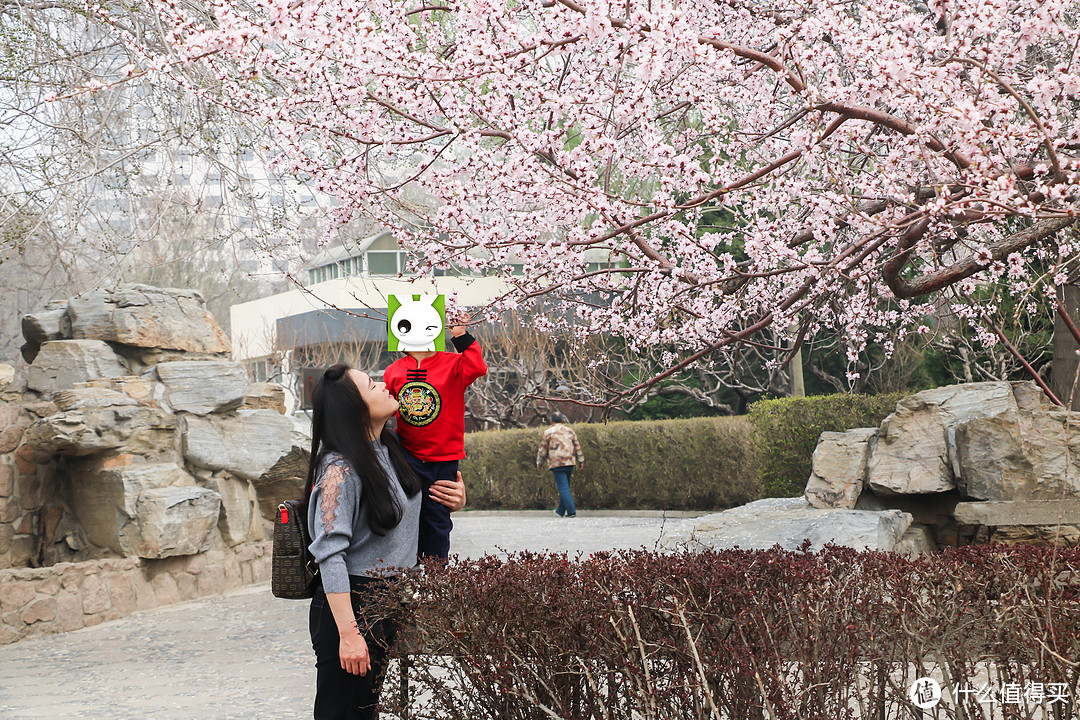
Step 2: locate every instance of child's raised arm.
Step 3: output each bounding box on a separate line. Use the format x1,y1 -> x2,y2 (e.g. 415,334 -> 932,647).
449,313 -> 487,385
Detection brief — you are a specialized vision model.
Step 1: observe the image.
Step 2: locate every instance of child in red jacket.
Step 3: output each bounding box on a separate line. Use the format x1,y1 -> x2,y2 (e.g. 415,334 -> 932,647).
383,312 -> 486,559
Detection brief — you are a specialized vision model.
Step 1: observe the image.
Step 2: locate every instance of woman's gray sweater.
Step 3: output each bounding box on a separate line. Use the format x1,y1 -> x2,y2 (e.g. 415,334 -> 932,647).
307,446 -> 421,594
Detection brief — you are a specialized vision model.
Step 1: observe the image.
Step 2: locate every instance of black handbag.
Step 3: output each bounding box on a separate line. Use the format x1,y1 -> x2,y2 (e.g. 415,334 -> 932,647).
271,499 -> 319,599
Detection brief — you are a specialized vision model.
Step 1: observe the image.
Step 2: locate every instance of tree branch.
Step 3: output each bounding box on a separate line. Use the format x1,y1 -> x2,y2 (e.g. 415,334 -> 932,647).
884,216 -> 1076,299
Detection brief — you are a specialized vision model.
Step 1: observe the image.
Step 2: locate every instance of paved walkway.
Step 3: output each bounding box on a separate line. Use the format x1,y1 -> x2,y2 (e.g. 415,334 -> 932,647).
0,511 -> 702,720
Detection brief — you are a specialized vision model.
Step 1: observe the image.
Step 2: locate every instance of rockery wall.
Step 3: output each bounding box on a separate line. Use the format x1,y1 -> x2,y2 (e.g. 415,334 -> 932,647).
0,285 -> 308,645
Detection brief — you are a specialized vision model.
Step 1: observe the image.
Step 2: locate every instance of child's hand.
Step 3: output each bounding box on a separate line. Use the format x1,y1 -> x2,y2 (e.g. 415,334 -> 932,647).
449,311 -> 470,338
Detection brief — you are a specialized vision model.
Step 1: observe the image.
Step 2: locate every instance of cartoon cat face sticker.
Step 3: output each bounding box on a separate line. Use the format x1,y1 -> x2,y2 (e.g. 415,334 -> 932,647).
387,294 -> 446,352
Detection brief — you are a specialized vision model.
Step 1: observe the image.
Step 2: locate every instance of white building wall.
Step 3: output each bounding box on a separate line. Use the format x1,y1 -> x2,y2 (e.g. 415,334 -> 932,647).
230,275 -> 512,361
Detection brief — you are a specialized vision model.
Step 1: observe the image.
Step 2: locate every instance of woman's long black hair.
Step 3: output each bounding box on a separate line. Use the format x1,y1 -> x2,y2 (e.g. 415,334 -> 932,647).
304,363 -> 421,536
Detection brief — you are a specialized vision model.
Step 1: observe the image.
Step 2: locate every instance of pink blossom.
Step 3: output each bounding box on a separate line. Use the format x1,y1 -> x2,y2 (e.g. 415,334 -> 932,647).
85,0 -> 1080,398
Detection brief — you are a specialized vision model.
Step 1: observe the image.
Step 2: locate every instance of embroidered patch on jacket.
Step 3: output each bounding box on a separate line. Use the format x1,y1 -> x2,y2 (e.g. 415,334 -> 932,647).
398,380 -> 441,426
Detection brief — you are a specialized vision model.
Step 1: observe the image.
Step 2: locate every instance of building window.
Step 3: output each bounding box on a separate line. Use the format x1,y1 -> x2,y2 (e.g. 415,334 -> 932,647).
368,251 -> 403,275
247,358 -> 279,383
341,256 -> 362,276
309,257 -> 368,284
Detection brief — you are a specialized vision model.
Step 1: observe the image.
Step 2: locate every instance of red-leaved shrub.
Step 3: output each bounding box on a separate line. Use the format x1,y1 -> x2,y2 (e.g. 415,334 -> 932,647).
372,544 -> 1080,720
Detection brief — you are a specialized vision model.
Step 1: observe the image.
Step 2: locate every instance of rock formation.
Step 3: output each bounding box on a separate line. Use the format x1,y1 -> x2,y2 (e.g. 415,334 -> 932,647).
866,382 -> 1020,495
662,497 -> 914,553
673,381 -> 1080,555
3,284 -> 307,568
800,381 -> 1080,549
804,428 -> 876,510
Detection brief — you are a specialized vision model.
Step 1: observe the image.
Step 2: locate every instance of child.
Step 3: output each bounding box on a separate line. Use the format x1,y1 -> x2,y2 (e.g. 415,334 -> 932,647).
383,309 -> 486,560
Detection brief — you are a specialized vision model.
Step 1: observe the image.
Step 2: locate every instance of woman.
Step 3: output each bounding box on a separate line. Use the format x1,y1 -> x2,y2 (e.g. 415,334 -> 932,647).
305,364 -> 464,719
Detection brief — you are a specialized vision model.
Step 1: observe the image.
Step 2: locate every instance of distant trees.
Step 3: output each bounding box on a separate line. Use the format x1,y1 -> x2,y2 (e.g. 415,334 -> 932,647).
0,1 -> 323,363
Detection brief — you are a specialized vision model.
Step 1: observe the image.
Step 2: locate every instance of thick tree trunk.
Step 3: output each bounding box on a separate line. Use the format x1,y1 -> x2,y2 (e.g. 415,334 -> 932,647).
790,346 -> 805,397
789,321 -> 805,397
1052,284 -> 1080,409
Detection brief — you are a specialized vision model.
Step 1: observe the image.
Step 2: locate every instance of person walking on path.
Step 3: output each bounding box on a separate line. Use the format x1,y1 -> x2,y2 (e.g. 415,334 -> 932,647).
536,412 -> 585,518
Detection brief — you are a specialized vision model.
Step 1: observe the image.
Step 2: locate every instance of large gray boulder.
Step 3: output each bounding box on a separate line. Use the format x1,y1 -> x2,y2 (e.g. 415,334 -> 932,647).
23,400 -> 174,458
66,284 -> 231,354
866,382 -> 1019,495
252,446 -> 311,522
155,361 -> 248,415
661,497 -> 913,552
65,460 -> 208,557
895,524 -> 938,557
26,340 -> 129,394
125,486 -> 221,558
205,473 -> 261,546
21,300 -> 70,344
805,428 -> 876,509
180,410 -> 305,481
20,301 -> 71,362
51,387 -> 137,411
953,409 -> 1080,501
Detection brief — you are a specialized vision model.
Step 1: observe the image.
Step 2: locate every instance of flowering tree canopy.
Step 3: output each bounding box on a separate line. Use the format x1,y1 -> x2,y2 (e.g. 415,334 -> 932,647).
102,0 -> 1080,400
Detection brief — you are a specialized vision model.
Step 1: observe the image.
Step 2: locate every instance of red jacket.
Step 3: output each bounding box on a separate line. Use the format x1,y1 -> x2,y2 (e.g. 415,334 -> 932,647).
383,334 -> 487,462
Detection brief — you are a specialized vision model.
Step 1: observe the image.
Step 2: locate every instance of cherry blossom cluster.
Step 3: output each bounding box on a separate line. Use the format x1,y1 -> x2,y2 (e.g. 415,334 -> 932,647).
95,0 -> 1080,396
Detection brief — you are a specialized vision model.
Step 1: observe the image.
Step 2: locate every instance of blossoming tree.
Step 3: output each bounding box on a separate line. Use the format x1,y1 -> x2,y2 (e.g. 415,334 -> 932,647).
101,0 -> 1080,404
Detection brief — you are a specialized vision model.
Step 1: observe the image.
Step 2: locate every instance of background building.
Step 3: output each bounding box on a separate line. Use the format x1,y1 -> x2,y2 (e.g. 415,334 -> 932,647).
229,229 -> 512,411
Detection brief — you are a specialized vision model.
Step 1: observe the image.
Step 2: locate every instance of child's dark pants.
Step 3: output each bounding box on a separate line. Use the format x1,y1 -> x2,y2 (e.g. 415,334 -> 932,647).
405,454 -> 458,560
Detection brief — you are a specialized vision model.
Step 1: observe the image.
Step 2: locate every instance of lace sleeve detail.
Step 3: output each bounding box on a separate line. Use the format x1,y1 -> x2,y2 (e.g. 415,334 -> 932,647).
319,460 -> 348,530
309,453 -> 360,595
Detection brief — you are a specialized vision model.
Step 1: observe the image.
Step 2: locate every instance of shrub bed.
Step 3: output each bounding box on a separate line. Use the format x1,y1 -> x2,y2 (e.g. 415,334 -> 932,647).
378,545 -> 1080,720
748,393 -> 903,498
460,416 -> 758,511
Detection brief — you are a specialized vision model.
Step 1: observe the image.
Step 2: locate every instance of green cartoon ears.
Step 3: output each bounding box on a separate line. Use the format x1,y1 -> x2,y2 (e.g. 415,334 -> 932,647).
387,294 -> 446,352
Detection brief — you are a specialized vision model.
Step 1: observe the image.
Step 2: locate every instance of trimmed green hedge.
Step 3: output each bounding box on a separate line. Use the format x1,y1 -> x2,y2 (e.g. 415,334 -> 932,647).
461,416 -> 759,511
747,393 -> 903,498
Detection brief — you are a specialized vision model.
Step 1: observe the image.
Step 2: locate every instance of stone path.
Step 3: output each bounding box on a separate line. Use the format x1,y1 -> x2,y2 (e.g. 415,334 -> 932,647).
0,511 -> 702,720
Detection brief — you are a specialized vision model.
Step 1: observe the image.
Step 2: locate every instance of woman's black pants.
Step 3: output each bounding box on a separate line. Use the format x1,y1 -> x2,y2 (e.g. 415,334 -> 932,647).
309,577 -> 396,720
